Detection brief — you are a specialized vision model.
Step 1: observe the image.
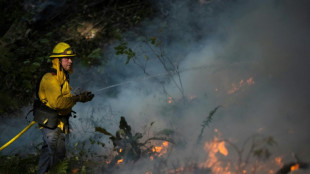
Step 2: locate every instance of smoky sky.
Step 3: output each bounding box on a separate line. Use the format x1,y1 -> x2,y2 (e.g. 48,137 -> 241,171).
1,0 -> 310,173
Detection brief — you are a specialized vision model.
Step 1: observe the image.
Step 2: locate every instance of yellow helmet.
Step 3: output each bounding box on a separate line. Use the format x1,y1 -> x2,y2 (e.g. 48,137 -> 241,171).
49,42 -> 76,58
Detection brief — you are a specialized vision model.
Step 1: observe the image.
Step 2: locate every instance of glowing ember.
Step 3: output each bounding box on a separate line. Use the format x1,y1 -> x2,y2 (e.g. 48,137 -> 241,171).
152,146 -> 162,153
151,141 -> 169,157
117,159 -> 124,164
290,164 -> 299,171
168,97 -> 173,104
246,77 -> 255,85
72,169 -> 79,174
275,157 -> 283,167
163,141 -> 169,147
189,95 -> 197,100
227,77 -> 255,94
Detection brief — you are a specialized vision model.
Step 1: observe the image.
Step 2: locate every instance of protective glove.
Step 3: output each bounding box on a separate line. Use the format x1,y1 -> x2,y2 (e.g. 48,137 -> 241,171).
74,91 -> 94,103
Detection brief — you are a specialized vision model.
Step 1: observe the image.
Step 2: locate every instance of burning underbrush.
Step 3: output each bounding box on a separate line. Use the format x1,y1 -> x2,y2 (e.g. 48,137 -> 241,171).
68,114 -> 308,174
0,114 -> 309,174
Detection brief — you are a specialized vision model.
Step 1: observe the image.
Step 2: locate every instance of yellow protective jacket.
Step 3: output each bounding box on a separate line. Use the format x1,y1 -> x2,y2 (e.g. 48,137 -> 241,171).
38,58 -> 76,131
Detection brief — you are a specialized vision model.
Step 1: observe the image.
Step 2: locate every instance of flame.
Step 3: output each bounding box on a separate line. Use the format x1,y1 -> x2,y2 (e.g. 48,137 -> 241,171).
246,77 -> 255,85
151,141 -> 169,157
119,148 -> 123,153
163,141 -> 169,147
200,136 -> 231,174
168,97 -> 173,104
218,141 -> 228,156
227,77 -> 255,94
275,157 -> 283,167
290,164 -> 299,171
167,167 -> 185,174
117,159 -> 124,164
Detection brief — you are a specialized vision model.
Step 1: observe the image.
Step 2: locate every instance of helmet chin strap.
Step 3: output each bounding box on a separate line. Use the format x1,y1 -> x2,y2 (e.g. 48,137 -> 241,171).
59,58 -> 63,71
59,58 -> 70,82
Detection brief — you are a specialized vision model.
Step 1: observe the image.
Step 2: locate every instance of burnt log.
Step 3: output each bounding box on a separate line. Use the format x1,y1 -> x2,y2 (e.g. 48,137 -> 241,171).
276,162 -> 308,174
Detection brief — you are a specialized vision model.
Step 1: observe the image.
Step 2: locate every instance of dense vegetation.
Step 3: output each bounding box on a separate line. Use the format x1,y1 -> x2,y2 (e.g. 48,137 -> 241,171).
0,0 -> 153,115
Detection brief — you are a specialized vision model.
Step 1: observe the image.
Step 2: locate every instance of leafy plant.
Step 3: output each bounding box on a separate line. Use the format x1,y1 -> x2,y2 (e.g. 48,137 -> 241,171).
95,116 -> 174,168
197,105 -> 221,144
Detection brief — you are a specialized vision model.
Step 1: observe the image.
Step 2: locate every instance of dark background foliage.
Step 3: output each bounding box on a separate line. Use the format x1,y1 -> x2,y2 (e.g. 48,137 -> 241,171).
0,0 -> 154,114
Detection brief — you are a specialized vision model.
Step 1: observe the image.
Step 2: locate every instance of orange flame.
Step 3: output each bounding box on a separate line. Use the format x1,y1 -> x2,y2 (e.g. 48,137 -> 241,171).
200,136 -> 231,174
227,77 -> 255,94
290,164 -> 299,171
117,159 -> 124,164
275,157 -> 283,167
218,141 -> 228,156
151,141 -> 169,157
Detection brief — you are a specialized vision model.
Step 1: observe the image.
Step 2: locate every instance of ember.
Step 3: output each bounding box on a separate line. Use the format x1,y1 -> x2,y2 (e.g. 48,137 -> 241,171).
290,164 -> 299,171
152,141 -> 169,157
275,157 -> 283,167
117,159 -> 124,164
168,97 -> 173,104
227,77 -> 255,94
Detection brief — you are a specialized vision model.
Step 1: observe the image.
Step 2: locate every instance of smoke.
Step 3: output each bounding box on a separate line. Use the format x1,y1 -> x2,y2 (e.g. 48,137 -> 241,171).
72,0 -> 310,172
1,0 -> 310,173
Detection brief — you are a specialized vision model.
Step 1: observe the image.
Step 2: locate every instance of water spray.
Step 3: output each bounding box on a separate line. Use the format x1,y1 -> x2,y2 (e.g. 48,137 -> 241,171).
94,64 -> 211,94
0,64 -> 211,152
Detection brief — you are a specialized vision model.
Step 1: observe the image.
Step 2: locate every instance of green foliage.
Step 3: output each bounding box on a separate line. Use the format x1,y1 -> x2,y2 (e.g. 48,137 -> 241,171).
0,0 -> 154,115
201,105 -> 221,128
95,126 -> 114,137
86,48 -> 102,65
0,154 -> 39,174
49,160 -> 69,174
197,105 -> 221,144
114,41 -> 136,64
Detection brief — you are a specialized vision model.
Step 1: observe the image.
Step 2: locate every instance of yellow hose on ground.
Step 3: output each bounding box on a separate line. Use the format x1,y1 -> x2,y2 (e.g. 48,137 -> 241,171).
0,121 -> 36,152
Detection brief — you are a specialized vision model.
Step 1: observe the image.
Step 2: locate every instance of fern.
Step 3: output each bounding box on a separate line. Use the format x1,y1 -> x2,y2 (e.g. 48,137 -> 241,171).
197,105 -> 221,144
49,160 -> 69,174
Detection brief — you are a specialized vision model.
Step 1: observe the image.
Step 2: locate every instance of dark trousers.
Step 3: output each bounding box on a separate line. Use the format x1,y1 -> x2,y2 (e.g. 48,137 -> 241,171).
37,127 -> 66,174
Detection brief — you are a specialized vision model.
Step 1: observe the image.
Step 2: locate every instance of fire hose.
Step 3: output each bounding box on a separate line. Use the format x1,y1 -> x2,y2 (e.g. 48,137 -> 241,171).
0,121 -> 36,152
0,64 -> 210,152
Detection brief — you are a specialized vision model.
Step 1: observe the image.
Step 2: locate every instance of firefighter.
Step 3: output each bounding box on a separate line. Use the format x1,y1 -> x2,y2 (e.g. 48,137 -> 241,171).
35,42 -> 94,174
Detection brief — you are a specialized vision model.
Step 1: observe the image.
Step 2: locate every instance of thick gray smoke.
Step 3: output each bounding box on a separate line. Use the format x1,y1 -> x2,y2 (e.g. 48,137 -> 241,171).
1,0 -> 310,173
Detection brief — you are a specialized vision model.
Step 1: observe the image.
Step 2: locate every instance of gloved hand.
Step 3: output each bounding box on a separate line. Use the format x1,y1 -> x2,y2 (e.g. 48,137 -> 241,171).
74,91 -> 94,103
